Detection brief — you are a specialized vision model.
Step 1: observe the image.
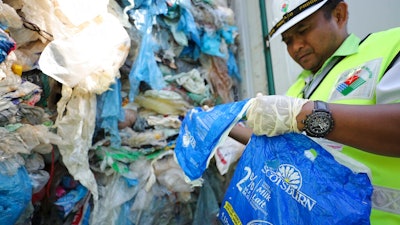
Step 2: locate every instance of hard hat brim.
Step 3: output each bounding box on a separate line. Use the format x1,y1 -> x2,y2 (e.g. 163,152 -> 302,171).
269,0 -> 328,40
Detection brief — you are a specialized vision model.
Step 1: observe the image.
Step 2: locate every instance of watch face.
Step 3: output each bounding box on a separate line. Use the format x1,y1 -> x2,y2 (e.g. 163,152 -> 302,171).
304,112 -> 333,137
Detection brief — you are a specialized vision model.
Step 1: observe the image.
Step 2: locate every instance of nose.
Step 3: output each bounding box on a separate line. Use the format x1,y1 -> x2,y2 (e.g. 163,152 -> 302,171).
291,37 -> 305,56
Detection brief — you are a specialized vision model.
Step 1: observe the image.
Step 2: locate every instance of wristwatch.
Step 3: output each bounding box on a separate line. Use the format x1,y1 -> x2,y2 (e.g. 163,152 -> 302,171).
302,101 -> 334,138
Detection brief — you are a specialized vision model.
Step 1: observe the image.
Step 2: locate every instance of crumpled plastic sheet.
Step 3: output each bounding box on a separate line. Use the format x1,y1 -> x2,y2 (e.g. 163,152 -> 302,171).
128,8 -> 166,101
24,153 -> 50,194
178,5 -> 201,46
201,56 -> 233,103
91,158 -> 150,225
200,28 -> 227,58
0,100 -> 18,125
192,171 -> 220,225
38,11 -> 130,93
120,128 -> 169,148
0,151 -> 25,176
0,2 -> 23,29
152,150 -> 193,194
0,163 -> 32,225
146,114 -> 182,129
18,104 -> 47,125
0,69 -> 22,93
163,16 -> 189,47
227,49 -> 241,81
32,0 -> 131,210
134,89 -> 192,116
128,0 -> 168,102
55,86 -> 99,202
4,81 -> 41,103
16,123 -> 63,154
0,126 -> 31,155
165,68 -> 207,95
96,79 -> 124,148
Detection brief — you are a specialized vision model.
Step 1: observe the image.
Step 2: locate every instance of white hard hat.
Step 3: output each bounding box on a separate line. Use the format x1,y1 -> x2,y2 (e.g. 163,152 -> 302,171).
269,0 -> 328,40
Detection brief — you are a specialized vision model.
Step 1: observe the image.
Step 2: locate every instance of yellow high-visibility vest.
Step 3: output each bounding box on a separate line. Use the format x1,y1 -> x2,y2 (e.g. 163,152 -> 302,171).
287,27 -> 400,225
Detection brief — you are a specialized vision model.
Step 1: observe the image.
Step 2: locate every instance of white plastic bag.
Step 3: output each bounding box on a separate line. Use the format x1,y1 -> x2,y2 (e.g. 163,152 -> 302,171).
38,13 -> 130,93
34,0 -> 130,94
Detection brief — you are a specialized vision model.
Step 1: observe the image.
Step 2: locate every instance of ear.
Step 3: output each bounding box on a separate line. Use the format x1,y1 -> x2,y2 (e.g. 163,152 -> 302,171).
333,2 -> 349,28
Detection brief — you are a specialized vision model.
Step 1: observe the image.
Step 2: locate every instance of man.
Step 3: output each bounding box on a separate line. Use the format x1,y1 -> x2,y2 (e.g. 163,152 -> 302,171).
229,0 -> 400,224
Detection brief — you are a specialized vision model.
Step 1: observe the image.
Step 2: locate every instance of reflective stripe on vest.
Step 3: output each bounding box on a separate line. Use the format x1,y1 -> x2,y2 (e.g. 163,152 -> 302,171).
373,185 -> 400,215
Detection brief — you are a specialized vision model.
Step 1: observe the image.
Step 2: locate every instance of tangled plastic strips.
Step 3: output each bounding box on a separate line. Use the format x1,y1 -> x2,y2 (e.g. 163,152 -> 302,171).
21,17 -> 53,42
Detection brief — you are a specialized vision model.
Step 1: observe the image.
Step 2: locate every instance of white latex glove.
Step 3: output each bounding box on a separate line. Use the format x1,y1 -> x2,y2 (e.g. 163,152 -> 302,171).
246,95 -> 310,136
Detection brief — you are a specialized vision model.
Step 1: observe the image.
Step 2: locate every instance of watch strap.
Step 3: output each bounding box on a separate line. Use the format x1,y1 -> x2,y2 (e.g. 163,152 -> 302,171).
314,100 -> 329,112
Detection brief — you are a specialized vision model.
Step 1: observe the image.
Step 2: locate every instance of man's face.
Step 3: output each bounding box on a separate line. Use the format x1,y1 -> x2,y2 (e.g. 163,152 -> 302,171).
281,8 -> 345,73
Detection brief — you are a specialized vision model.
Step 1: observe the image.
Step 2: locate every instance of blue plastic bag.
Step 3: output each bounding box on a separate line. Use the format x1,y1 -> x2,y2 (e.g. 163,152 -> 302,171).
218,133 -> 373,225
127,7 -> 166,102
177,6 -> 201,46
174,99 -> 252,185
0,164 -> 32,225
96,78 -> 124,147
0,28 -> 16,64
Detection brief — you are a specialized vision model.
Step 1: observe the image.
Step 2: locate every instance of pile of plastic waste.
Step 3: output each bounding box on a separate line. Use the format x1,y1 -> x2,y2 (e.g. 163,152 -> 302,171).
0,0 -> 245,224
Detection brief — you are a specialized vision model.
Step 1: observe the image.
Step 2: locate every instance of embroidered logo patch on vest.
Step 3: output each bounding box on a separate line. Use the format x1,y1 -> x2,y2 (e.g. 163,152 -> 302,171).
329,58 -> 382,101
336,67 -> 368,96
